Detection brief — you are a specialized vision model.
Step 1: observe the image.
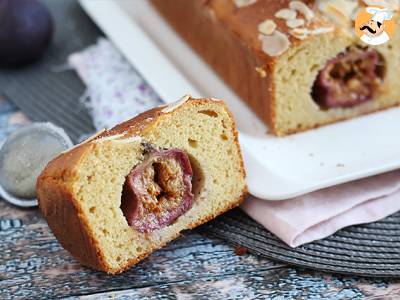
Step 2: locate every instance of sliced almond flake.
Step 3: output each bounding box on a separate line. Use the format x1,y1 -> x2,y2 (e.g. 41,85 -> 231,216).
322,4 -> 350,26
255,66 -> 267,78
290,26 -> 334,39
286,18 -> 305,28
289,30 -> 309,40
233,0 -> 257,8
289,1 -> 315,20
259,31 -> 290,57
275,8 -> 297,20
290,28 -> 309,36
312,27 -> 335,34
317,0 -> 359,27
258,19 -> 277,35
363,0 -> 399,11
161,94 -> 191,113
111,136 -> 143,144
94,133 -> 127,143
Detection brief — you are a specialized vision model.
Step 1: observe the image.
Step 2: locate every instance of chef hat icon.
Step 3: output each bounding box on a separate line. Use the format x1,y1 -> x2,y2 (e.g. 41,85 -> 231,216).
366,7 -> 393,23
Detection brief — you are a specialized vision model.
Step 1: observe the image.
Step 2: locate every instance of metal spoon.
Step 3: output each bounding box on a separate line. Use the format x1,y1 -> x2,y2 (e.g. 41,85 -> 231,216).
0,122 -> 73,207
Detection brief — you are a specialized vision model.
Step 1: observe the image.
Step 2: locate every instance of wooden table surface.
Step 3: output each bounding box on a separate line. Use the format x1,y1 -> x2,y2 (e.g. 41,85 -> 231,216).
1,199 -> 400,300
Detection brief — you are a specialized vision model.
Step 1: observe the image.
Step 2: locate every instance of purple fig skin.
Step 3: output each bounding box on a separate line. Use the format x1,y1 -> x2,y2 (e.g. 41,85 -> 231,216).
0,0 -> 54,66
311,47 -> 382,109
121,148 -> 194,233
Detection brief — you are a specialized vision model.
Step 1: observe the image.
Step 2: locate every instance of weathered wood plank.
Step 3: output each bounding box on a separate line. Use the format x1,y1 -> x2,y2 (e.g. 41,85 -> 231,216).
1,200 -> 400,299
69,269 -> 400,300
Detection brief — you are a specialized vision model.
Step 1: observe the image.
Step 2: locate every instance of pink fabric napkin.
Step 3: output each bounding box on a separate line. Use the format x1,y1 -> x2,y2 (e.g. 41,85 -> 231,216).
69,38 -> 400,248
242,170 -> 400,247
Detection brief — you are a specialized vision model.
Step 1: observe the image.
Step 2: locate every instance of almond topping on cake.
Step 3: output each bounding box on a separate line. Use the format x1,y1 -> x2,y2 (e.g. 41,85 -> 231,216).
317,0 -> 358,28
289,1 -> 315,21
259,30 -> 290,56
161,94 -> 190,113
233,0 -> 257,8
286,18 -> 305,28
270,1 -> 332,42
363,0 -> 400,11
258,19 -> 277,35
289,29 -> 308,40
290,26 -> 334,39
275,8 -> 297,20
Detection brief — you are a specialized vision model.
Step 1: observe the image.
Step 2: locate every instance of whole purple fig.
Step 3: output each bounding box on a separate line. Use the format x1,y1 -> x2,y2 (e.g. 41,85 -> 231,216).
0,0 -> 53,66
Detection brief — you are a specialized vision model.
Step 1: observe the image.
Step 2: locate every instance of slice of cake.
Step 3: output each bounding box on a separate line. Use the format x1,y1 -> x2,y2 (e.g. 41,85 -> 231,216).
36,96 -> 247,274
151,0 -> 400,136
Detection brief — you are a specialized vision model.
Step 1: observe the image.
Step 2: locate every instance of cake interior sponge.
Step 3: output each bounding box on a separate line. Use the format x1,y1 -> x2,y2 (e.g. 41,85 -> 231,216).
37,96 -> 247,273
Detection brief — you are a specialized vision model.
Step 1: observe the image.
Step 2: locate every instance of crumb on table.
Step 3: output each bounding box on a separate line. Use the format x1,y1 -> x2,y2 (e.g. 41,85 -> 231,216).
235,246 -> 248,256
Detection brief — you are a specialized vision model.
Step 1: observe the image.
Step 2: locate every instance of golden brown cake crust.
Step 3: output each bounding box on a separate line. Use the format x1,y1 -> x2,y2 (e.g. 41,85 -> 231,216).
37,141 -> 110,271
37,97 -> 247,274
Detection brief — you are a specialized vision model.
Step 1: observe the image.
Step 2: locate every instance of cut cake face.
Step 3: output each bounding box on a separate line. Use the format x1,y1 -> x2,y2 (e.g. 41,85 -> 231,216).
37,97 -> 247,273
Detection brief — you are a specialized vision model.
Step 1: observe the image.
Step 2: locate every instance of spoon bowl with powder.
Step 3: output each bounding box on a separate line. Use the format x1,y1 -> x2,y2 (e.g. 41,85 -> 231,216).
0,122 -> 72,207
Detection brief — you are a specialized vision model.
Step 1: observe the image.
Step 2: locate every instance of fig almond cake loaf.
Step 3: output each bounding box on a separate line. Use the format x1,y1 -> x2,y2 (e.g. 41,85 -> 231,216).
151,0 -> 400,135
37,96 -> 247,273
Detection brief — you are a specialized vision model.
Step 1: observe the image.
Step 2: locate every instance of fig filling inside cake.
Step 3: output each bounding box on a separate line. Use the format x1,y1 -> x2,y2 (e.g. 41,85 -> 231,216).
312,46 -> 385,109
120,147 -> 194,233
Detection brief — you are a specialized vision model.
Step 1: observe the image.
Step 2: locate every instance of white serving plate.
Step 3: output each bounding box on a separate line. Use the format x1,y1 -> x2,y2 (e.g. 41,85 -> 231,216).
79,0 -> 400,200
